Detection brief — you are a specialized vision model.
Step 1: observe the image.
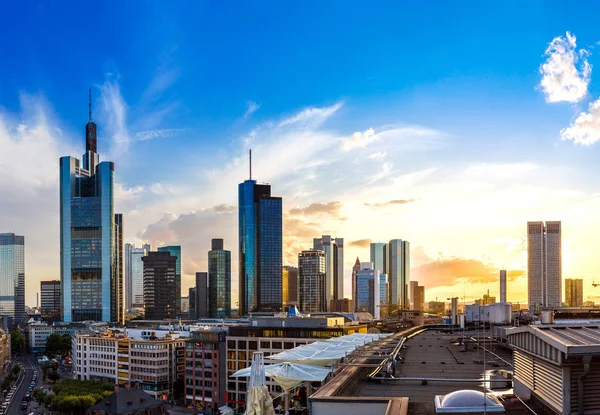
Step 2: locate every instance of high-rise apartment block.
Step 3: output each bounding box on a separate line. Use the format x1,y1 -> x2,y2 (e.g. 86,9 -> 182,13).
60,93 -> 123,322
282,266 -> 298,308
355,262 -> 381,318
158,246 -> 182,316
409,281 -> 425,311
298,249 -> 327,313
565,278 -> 583,307
125,243 -> 150,310
0,233 -> 25,326
313,236 -> 344,311
143,251 -> 178,320
527,221 -> 562,311
208,239 -> 231,318
238,154 -> 283,314
40,280 -> 61,323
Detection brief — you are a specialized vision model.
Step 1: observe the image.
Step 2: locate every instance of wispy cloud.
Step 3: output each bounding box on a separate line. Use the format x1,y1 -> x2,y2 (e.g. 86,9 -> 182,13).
278,102 -> 343,127
539,31 -> 591,103
142,68 -> 180,103
349,239 -> 373,248
243,101 -> 261,120
364,199 -> 416,208
561,98 -> 600,144
98,77 -> 130,155
342,128 -> 375,151
368,151 -> 387,160
135,128 -> 188,141
342,126 -> 444,151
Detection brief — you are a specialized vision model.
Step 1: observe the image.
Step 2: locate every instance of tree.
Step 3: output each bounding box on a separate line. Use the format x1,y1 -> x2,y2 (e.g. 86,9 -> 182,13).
48,370 -> 60,383
61,334 -> 72,355
10,329 -> 25,354
45,333 -> 64,356
12,364 -> 21,376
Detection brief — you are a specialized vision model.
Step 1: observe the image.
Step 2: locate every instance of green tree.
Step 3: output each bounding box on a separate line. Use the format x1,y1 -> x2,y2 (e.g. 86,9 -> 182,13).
48,370 -> 60,383
10,329 -> 25,354
45,333 -> 64,356
61,334 -> 72,355
11,364 -> 21,376
42,365 -> 48,381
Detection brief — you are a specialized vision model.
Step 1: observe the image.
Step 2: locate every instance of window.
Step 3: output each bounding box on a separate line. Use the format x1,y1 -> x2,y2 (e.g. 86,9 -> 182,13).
227,340 -> 235,349
284,342 -> 294,349
260,341 -> 270,349
238,340 -> 247,349
271,342 -> 282,349
249,341 -> 257,350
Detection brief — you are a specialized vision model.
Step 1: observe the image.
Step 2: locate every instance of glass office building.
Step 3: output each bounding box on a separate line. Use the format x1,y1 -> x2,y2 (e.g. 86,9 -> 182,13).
0,233 -> 25,326
158,246 -> 182,316
298,249 -> 326,313
355,262 -> 381,319
238,180 -> 283,314
388,239 -> 410,309
142,251 -> 178,320
60,93 -> 123,323
208,239 -> 231,318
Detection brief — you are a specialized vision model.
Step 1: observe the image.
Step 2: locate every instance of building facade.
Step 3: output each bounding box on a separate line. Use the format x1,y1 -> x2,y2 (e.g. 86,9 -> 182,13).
208,239 -> 231,318
409,281 -> 425,311
188,287 -> 197,320
113,214 -> 124,324
370,243 -> 387,276
352,257 -> 361,310
185,330 -> 227,411
0,328 -> 9,368
0,233 -> 25,326
298,250 -> 327,313
27,322 -> 85,353
565,278 -> 584,307
158,246 -> 182,316
60,96 -> 123,323
72,328 -> 185,400
527,221 -> 562,311
313,236 -> 344,311
355,263 -> 381,318
388,239 -> 410,309
428,301 -> 446,315
238,173 -> 283,314
196,272 -> 208,318
282,266 -> 298,308
40,280 -> 61,323
143,251 -> 178,320
125,244 -> 150,310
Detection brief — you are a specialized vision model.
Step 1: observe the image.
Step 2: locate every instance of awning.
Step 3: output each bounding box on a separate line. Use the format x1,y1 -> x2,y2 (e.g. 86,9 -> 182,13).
232,362 -> 331,391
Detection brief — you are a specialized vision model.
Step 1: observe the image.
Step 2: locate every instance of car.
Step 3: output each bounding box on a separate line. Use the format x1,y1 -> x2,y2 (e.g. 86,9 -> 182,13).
21,401 -> 28,410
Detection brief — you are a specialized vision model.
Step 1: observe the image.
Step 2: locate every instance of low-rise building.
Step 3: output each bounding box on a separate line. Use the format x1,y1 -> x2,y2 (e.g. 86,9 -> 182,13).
0,328 -> 10,370
428,301 -> 446,315
185,329 -> 227,412
73,328 -> 185,400
86,385 -> 165,415
27,321 -> 87,353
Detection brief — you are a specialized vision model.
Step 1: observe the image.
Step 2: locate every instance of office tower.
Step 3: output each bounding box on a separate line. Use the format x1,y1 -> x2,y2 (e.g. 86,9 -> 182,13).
238,152 -> 283,314
188,287 -> 197,319
499,270 -> 507,303
388,239 -> 410,309
158,246 -> 182,316
527,221 -> 562,311
208,239 -> 231,318
298,249 -> 327,313
0,233 -> 25,326
142,251 -> 177,320
565,278 -> 583,307
370,243 -> 387,275
379,274 -> 388,316
355,262 -> 380,318
125,244 -> 150,310
282,266 -> 299,307
313,236 -> 344,311
113,214 -> 124,324
60,92 -> 123,322
40,280 -> 61,323
409,281 -> 425,311
196,272 -> 208,318
125,243 -> 133,310
352,257 -> 361,310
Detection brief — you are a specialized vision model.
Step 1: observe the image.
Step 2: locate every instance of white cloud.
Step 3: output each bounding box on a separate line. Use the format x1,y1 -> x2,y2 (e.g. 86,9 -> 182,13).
368,151 -> 387,160
342,126 -> 443,151
342,128 -> 376,151
243,101 -> 261,120
278,102 -> 343,127
98,78 -> 130,156
539,31 -> 591,103
368,161 -> 394,183
135,128 -> 187,141
561,97 -> 600,145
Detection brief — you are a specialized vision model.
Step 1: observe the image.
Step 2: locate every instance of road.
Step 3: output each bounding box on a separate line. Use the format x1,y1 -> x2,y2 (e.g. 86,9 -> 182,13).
6,356 -> 35,415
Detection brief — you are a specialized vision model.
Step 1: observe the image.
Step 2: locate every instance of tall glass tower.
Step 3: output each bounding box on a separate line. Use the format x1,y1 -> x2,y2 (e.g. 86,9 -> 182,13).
60,90 -> 123,323
238,151 -> 283,314
0,233 -> 25,326
208,238 -> 231,318
157,246 -> 181,316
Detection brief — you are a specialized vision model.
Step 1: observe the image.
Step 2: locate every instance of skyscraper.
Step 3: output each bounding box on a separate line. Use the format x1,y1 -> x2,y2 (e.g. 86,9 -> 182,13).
282,266 -> 298,308
40,280 -> 61,323
352,257 -> 361,311
125,245 -> 149,309
238,151 -> 283,314
60,91 -> 123,322
113,214 -> 124,324
158,246 -> 182,316
195,272 -> 208,318
355,262 -> 380,318
565,278 -> 583,307
0,233 -> 25,326
499,270 -> 507,303
142,251 -> 177,320
188,287 -> 197,319
208,239 -> 231,318
298,249 -> 327,313
388,239 -> 410,309
370,243 -> 387,275
527,221 -> 562,311
409,281 -> 425,311
313,236 -> 344,311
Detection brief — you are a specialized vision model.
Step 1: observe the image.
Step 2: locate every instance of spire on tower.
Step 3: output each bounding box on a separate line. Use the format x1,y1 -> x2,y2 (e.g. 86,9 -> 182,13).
249,149 -> 252,180
88,87 -> 92,122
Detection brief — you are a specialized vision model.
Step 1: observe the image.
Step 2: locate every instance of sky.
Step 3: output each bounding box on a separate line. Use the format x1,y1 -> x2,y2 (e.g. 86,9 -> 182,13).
4,2 -> 600,308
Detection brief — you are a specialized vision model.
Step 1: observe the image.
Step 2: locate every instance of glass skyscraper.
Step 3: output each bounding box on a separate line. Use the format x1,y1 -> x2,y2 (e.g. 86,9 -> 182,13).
388,239 -> 410,309
355,262 -> 381,319
125,244 -> 149,309
60,92 -> 123,323
313,236 -> 344,311
0,233 -> 25,326
158,246 -> 181,316
298,249 -> 326,313
208,239 -> 231,318
238,175 -> 283,314
142,251 -> 177,320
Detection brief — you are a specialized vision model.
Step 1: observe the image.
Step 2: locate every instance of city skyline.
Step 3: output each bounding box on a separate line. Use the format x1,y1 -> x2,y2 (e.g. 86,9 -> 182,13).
5,4 -> 600,308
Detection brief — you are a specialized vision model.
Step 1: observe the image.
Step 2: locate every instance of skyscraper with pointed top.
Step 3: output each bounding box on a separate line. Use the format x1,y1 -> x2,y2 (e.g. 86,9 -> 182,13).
59,90 -> 124,323
238,150 -> 283,314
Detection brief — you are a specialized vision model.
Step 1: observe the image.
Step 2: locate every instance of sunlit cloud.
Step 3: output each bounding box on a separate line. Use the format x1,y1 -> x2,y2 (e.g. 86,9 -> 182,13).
561,97 -> 600,145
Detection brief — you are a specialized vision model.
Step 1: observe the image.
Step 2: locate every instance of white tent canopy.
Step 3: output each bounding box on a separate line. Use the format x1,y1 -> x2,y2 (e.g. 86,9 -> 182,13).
267,333 -> 392,366
232,362 -> 331,391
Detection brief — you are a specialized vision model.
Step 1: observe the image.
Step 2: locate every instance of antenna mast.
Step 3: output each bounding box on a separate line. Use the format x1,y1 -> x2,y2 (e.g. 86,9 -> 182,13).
249,149 -> 252,180
88,87 -> 92,122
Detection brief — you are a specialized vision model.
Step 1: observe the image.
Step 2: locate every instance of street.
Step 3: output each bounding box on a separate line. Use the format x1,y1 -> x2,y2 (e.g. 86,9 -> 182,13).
6,356 -> 35,415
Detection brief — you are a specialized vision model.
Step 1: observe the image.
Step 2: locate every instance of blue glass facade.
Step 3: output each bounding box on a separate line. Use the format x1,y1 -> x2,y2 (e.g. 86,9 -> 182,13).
208,239 -> 231,318
238,180 -> 282,314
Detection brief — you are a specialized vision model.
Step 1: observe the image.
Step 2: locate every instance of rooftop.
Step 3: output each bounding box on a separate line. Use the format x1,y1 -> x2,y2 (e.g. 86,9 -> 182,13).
507,324 -> 600,356
86,388 -> 164,414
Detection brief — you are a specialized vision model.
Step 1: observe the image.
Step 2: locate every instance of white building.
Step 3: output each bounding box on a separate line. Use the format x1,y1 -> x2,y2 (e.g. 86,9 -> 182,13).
27,322 -> 87,353
527,221 -> 561,311
125,244 -> 150,310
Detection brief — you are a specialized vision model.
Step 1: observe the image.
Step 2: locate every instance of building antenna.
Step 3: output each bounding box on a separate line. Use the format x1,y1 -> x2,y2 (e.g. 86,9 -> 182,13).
249,149 -> 252,180
88,87 -> 92,122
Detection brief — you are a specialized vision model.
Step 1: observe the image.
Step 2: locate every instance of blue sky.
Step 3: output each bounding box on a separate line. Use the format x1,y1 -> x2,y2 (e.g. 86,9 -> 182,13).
4,2 -> 600,306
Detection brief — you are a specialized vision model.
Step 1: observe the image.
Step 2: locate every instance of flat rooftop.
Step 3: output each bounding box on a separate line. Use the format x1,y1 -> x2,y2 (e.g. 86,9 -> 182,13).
356,328 -> 553,414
